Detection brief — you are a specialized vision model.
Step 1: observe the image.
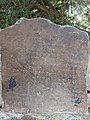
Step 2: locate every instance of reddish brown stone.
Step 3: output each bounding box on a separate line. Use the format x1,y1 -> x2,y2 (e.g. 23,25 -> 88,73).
0,18 -> 89,114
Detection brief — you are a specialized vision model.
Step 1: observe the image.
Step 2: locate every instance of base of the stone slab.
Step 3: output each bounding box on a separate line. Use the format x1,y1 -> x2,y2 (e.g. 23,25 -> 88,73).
0,112 -> 89,120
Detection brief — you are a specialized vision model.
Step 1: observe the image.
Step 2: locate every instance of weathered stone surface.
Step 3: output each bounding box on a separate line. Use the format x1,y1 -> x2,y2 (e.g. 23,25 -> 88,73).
0,18 -> 89,116
0,46 -> 4,107
87,42 -> 90,109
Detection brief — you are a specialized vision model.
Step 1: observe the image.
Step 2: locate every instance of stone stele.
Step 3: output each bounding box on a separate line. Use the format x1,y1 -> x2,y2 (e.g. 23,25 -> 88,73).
0,18 -> 89,120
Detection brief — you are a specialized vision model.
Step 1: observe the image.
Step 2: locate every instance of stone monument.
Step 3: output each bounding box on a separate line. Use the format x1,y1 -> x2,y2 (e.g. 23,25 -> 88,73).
0,18 -> 89,120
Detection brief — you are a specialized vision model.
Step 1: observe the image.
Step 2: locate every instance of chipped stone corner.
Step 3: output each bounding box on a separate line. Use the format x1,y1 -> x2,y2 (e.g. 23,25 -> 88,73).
15,17 -> 27,24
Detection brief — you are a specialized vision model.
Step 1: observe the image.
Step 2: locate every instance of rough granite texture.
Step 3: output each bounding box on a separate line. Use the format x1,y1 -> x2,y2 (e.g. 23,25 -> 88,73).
0,112 -> 89,120
0,18 -> 89,119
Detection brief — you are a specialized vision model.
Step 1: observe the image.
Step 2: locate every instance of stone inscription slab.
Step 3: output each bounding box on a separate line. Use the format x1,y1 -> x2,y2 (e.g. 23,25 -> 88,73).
0,18 -> 89,114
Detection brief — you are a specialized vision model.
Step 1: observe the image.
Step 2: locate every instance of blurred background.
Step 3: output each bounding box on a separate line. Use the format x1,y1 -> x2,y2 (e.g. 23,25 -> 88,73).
0,0 -> 90,36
